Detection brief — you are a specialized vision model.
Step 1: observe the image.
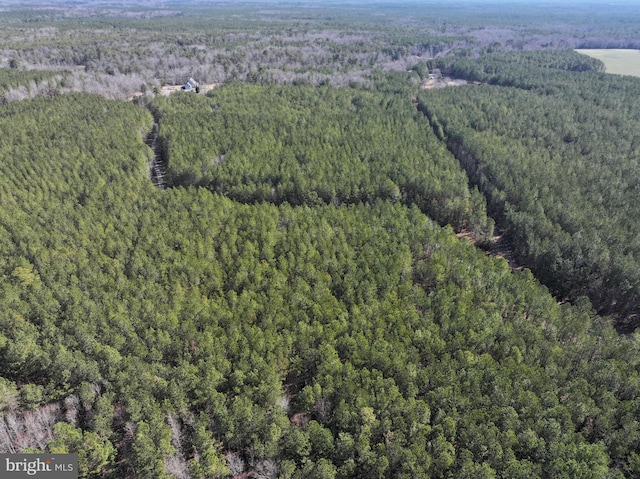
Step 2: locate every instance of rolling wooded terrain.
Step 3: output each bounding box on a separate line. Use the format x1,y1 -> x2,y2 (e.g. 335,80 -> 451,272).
2,2 -> 640,479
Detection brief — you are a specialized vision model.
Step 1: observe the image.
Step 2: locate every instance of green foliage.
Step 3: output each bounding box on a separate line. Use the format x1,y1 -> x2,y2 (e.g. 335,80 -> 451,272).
188,415 -> 229,478
430,50 -> 605,84
19,384 -> 44,409
411,61 -> 429,80
0,377 -> 19,412
131,421 -> 173,479
0,67 -> 66,98
0,86 -> 639,479
47,422 -> 115,478
152,83 -> 493,238
419,51 -> 640,328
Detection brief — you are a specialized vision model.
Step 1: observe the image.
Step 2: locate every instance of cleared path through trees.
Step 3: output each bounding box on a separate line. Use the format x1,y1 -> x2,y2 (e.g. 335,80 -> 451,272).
145,121 -> 166,189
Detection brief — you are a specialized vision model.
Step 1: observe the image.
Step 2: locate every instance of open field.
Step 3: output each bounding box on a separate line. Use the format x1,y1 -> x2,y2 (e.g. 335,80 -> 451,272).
576,49 -> 640,77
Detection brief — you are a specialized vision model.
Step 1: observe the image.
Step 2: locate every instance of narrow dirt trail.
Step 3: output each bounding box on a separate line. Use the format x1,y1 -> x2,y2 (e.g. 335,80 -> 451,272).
145,122 -> 166,189
415,91 -> 524,271
456,229 -> 524,271
487,232 -> 523,271
137,84 -> 217,188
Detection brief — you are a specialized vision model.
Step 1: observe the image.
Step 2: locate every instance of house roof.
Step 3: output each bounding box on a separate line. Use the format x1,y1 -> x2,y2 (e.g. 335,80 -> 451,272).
182,78 -> 198,91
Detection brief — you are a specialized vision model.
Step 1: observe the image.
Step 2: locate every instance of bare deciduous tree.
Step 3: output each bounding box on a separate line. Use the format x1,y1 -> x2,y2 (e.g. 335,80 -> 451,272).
0,403 -> 60,454
253,459 -> 279,479
226,451 -> 245,476
64,394 -> 80,425
315,396 -> 333,423
164,452 -> 191,479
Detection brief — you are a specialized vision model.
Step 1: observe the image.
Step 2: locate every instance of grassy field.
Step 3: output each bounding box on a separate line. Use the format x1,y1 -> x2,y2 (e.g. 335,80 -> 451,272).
576,49 -> 640,77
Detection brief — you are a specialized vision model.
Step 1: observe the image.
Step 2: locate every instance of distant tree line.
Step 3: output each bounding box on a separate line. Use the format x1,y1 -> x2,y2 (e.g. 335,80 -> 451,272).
0,2 -> 639,100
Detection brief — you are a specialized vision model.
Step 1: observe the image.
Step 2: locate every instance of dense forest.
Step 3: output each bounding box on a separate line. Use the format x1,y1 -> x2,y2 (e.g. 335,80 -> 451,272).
419,51 -> 640,330
2,2 -> 640,479
2,91 -> 640,479
151,83 -> 493,240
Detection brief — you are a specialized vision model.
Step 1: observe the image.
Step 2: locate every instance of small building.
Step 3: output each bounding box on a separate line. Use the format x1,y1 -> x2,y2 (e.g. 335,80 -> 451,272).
181,78 -> 200,92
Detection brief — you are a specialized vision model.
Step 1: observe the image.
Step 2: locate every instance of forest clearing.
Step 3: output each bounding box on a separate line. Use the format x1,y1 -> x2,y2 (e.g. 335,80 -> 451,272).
421,77 -> 469,89
159,83 -> 218,96
127,82 -> 218,101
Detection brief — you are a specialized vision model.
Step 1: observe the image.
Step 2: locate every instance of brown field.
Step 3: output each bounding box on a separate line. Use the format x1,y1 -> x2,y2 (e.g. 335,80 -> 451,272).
576,49 -> 640,77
